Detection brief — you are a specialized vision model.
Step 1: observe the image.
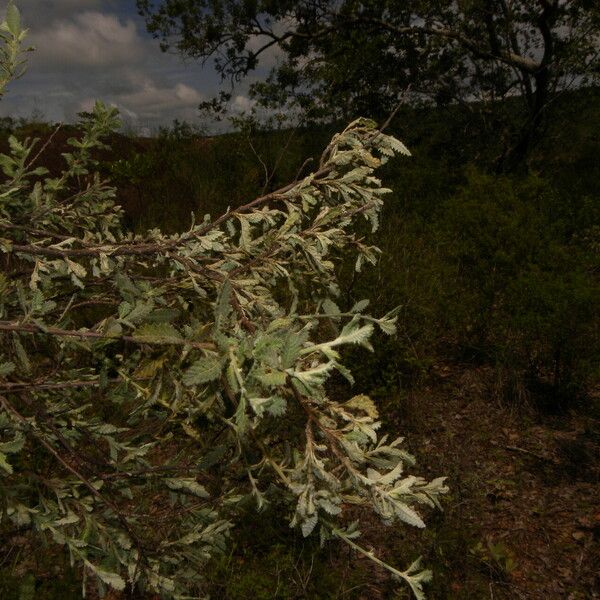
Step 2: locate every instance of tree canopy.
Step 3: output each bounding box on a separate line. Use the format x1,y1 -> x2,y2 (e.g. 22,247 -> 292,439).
138,0 -> 600,169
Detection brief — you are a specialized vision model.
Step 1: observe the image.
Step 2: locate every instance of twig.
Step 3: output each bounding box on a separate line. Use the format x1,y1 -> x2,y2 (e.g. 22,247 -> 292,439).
8,166 -> 333,259
503,445 -> 556,463
379,85 -> 413,133
0,377 -> 149,393
0,394 -> 147,561
294,157 -> 314,182
24,123 -> 63,171
248,136 -> 271,194
0,321 -> 215,351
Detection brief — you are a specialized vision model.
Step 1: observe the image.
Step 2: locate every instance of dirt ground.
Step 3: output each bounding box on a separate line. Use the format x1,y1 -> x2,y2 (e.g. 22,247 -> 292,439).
349,366 -> 599,599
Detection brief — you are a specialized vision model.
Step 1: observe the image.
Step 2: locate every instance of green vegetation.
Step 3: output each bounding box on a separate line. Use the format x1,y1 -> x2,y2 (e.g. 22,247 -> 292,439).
0,1 -> 598,598
0,6 -> 449,598
103,88 -> 599,414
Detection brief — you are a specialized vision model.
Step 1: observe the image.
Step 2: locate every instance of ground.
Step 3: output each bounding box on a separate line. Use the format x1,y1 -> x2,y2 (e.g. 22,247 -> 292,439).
1,366 -> 598,599
351,365 -> 599,599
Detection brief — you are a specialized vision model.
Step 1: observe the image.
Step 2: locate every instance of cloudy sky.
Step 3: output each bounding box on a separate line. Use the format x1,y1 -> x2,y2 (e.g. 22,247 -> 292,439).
0,0 -> 256,132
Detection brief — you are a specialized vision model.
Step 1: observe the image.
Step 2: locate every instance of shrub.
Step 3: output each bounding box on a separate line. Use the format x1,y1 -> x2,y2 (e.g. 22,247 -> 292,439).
437,169 -> 600,406
0,5 -> 446,598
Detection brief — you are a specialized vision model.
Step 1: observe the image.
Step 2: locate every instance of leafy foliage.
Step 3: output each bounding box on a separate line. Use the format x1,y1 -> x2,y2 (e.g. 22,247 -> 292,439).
0,0 -> 29,97
0,6 -> 446,598
138,0 -> 600,168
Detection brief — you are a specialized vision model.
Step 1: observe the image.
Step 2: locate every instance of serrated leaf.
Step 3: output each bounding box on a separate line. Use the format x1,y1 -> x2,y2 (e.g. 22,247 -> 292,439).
318,498 -> 341,515
0,434 -> 24,454
345,394 -> 379,419
249,395 -> 287,418
389,137 -> 412,156
290,361 -> 334,391
254,368 -> 287,387
378,318 -> 397,335
0,451 -> 13,474
351,299 -> 370,313
55,511 -> 80,526
322,298 -> 340,316
12,333 -> 30,373
0,361 -> 15,377
335,320 -> 374,347
301,514 -> 318,537
281,331 -> 306,369
214,279 -> 232,328
391,501 -> 425,528
134,322 -> 182,344
88,564 -> 126,592
182,355 -> 222,386
165,478 -> 210,498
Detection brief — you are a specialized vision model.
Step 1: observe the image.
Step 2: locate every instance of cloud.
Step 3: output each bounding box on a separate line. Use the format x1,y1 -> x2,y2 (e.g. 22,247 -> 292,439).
0,1 -> 222,128
246,36 -> 285,71
231,94 -> 255,113
30,11 -> 143,68
15,0 -> 102,7
0,0 -> 104,28
118,80 -> 204,122
77,74 -> 205,122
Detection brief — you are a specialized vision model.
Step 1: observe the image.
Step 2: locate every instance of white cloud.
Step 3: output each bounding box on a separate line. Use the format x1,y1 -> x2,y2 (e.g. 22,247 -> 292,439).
231,94 -> 255,113
0,1 -> 221,128
31,11 -> 143,68
77,74 -> 205,123
0,0 -> 104,28
117,78 -> 204,116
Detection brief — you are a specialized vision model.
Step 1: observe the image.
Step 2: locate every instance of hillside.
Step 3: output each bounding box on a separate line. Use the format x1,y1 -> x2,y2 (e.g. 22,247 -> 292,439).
1,87 -> 598,599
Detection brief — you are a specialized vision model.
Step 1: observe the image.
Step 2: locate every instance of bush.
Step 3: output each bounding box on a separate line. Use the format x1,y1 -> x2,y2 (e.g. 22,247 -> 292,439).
0,5 -> 447,597
435,170 -> 599,406
335,164 -> 599,410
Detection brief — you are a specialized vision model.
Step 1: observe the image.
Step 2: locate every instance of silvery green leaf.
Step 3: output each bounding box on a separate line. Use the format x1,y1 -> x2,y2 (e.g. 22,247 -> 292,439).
322,298 -> 340,316
55,512 -> 80,526
377,317 -> 398,335
249,395 -> 287,417
0,361 -> 15,377
87,564 -> 126,592
183,355 -> 223,386
318,498 -> 341,515
301,514 -> 318,537
281,331 -> 306,368
351,299 -> 370,313
6,3 -> 21,35
389,137 -> 412,156
254,368 -> 287,387
165,478 -> 210,498
289,361 -> 335,391
0,451 -> 13,474
390,500 -> 425,528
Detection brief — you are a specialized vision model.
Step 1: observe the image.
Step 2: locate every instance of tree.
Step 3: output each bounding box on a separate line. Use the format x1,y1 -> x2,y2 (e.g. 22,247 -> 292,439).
0,4 -> 447,598
138,0 -> 600,170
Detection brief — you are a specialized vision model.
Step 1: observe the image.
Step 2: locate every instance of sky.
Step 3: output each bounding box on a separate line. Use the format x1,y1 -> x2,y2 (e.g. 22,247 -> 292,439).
0,0 -> 258,133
